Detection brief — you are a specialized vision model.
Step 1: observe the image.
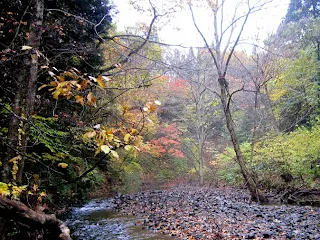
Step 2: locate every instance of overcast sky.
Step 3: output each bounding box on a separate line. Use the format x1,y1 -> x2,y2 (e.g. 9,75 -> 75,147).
114,0 -> 290,52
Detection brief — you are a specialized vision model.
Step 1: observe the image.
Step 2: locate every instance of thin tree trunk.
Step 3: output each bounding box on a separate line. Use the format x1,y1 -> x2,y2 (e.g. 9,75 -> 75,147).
249,89 -> 259,165
1,87 -> 24,183
199,141 -> 204,185
264,85 -> 280,133
17,0 -> 44,184
218,77 -> 265,202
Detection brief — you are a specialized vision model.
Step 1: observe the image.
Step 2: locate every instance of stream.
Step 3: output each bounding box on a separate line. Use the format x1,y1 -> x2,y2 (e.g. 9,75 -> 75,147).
65,198 -> 172,240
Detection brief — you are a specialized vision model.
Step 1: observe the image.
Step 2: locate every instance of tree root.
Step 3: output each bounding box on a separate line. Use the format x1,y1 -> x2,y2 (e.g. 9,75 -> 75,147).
0,196 -> 71,240
281,189 -> 320,206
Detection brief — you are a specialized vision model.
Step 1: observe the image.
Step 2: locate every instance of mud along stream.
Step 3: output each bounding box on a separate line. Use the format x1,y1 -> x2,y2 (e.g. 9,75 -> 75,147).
65,197 -> 172,240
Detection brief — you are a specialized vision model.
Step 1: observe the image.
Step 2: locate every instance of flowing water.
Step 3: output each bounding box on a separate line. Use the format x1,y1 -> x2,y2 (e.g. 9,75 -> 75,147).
66,198 -> 172,240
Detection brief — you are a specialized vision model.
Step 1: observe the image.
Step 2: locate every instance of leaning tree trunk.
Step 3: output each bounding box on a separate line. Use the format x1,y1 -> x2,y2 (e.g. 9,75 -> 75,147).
0,196 -> 71,240
218,77 -> 265,202
1,0 -> 44,184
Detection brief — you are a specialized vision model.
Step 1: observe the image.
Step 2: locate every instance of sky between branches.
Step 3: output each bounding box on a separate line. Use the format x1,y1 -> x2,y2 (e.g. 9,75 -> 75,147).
114,0 -> 290,53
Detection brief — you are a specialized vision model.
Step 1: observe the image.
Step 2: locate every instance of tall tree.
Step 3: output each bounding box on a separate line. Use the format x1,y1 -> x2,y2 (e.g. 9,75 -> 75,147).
172,48 -> 219,185
188,0 -> 272,202
285,0 -> 320,23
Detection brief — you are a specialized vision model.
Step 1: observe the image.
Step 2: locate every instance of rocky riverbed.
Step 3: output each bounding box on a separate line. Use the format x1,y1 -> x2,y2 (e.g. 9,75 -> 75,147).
114,186 -> 320,239
66,198 -> 172,240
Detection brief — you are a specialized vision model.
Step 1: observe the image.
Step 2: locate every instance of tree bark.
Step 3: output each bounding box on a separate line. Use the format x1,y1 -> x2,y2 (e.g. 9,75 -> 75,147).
0,0 -> 44,184
189,0 -> 271,202
199,141 -> 204,185
249,87 -> 259,165
218,77 -> 266,202
0,196 -> 71,240
1,88 -> 23,183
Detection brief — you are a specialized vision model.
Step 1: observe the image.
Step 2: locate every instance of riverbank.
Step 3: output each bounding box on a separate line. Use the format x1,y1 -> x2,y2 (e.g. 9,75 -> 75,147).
66,198 -> 173,239
114,186 -> 320,239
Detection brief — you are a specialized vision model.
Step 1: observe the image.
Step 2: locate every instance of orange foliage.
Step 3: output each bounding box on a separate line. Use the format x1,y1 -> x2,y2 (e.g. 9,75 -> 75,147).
149,123 -> 184,158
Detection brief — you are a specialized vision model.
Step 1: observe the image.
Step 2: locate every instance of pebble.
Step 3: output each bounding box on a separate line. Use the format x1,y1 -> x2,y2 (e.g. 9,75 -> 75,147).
114,186 -> 320,239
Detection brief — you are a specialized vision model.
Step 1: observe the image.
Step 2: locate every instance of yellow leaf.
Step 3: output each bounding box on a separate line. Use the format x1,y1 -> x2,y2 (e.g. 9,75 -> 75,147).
130,128 -> 139,135
122,105 -> 128,115
80,80 -> 89,90
0,182 -> 10,196
52,89 -> 61,100
66,92 -> 73,100
75,95 -> 84,106
57,75 -> 65,82
110,150 -> 119,159
48,71 -> 56,77
33,184 -> 38,192
270,89 -> 286,101
107,133 -> 114,141
124,133 -> 131,143
154,100 -> 161,106
124,145 -> 133,151
87,92 -> 97,107
11,185 -> 27,199
102,76 -> 111,82
106,128 -> 114,134
101,145 -> 110,154
50,81 -> 58,87
21,45 -> 32,50
97,75 -> 106,89
9,155 -> 22,163
58,162 -> 68,168
38,84 -> 48,91
89,76 -> 97,82
149,104 -> 156,112
95,143 -> 101,156
83,130 -> 96,139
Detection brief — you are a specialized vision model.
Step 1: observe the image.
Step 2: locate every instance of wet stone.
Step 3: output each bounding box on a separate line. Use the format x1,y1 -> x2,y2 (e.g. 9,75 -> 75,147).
69,187 -> 320,239
247,231 -> 256,239
263,230 -> 274,238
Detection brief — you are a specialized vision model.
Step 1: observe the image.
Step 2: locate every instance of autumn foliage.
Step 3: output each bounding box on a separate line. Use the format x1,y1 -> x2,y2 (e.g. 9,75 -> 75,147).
150,123 -> 184,158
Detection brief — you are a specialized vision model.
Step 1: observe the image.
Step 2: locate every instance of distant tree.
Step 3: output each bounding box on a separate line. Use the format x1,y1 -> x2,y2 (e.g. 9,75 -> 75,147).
188,0 -> 273,202
285,0 -> 320,23
170,48 -> 219,185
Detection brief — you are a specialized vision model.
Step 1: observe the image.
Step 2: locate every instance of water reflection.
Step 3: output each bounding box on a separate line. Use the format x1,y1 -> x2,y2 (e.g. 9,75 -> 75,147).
66,198 -> 172,240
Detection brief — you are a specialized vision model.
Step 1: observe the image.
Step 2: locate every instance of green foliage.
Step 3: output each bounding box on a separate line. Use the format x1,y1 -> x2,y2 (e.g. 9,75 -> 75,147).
0,101 -> 10,139
30,116 -> 69,154
24,115 -> 107,205
268,50 -> 320,131
217,120 -> 320,189
285,0 -> 320,23
252,121 -> 320,188
216,147 -> 242,185
117,162 -> 143,194
171,157 -> 189,176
